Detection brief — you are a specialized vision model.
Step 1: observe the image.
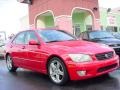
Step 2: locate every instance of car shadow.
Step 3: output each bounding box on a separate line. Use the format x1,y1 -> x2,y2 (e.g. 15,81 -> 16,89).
8,69 -> 120,90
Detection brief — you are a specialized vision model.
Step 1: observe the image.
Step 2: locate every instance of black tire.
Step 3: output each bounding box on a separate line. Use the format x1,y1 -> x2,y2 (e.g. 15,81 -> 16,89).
6,55 -> 18,72
48,57 -> 69,85
103,73 -> 110,77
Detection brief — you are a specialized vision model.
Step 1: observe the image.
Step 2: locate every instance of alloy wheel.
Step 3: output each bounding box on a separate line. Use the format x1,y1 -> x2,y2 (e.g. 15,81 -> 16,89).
6,56 -> 13,70
49,60 -> 64,83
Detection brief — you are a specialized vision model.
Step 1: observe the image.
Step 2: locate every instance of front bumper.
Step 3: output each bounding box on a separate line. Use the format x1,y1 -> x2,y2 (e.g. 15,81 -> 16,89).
67,56 -> 119,80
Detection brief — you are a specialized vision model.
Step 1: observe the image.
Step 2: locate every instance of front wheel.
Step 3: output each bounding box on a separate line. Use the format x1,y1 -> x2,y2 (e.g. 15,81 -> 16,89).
48,57 -> 69,85
6,55 -> 18,72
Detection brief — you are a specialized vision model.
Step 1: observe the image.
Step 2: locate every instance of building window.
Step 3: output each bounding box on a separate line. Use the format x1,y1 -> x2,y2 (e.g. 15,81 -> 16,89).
73,24 -> 81,38
86,25 -> 92,31
106,26 -> 117,32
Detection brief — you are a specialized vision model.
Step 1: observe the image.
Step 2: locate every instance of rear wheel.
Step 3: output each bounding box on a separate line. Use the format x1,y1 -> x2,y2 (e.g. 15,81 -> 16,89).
48,57 -> 69,85
6,55 -> 18,72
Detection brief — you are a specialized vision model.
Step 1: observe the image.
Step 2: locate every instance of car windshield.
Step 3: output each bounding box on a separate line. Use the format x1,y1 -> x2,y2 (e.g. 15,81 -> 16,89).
89,31 -> 114,40
37,30 -> 76,43
113,33 -> 120,38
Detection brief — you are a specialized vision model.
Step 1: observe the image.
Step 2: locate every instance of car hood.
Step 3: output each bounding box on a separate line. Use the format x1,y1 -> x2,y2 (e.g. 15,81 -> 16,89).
47,40 -> 112,55
96,38 -> 120,45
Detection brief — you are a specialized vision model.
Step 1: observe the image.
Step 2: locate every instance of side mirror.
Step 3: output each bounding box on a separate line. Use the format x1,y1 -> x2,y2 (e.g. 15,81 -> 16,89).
29,40 -> 39,45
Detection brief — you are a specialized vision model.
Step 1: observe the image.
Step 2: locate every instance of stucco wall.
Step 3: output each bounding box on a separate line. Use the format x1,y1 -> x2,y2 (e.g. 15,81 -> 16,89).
29,0 -> 100,29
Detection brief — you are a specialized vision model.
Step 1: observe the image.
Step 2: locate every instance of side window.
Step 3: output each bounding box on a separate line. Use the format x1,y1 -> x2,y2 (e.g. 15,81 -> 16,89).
86,25 -> 92,31
25,31 -> 38,44
13,32 -> 26,44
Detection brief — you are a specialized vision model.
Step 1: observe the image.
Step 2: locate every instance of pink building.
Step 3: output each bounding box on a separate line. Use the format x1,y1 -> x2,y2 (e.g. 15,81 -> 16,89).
18,0 -> 100,36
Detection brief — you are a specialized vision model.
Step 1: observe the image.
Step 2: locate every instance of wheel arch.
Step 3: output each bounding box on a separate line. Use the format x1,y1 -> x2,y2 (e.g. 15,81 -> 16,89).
46,54 -> 70,85
5,53 -> 10,60
46,54 -> 68,74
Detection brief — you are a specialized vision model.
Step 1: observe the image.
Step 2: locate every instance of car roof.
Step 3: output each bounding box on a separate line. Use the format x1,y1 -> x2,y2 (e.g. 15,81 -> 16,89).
16,29 -> 70,36
21,29 -> 64,32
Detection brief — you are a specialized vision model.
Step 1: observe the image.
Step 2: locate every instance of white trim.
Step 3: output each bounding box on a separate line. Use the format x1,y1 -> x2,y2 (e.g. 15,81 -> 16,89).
55,15 -> 72,19
71,7 -> 95,19
71,7 -> 95,29
54,7 -> 95,19
33,7 -> 97,29
34,10 -> 55,28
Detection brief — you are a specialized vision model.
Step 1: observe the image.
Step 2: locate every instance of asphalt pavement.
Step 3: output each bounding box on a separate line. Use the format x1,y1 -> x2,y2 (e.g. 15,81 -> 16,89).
0,60 -> 120,90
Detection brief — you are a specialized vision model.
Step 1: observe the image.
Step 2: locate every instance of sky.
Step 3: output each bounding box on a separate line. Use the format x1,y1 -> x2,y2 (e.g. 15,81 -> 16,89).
0,0 -> 120,37
0,0 -> 28,36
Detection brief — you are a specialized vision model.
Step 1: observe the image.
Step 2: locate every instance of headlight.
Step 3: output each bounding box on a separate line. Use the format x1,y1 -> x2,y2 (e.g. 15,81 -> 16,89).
69,54 -> 92,63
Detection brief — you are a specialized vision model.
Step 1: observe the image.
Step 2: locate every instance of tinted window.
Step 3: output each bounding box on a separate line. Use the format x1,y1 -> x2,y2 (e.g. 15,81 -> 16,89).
37,30 -> 76,43
89,31 -> 114,39
25,31 -> 38,44
13,32 -> 26,44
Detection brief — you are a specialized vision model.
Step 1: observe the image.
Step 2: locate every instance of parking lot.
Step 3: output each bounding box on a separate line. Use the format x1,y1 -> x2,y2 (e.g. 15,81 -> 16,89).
0,60 -> 120,90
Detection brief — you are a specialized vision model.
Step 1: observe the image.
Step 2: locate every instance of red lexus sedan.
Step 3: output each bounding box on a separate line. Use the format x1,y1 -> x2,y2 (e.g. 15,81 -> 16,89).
5,29 -> 119,85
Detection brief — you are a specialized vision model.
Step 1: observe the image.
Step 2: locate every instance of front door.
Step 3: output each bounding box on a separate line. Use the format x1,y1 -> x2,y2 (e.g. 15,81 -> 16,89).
24,31 -> 41,71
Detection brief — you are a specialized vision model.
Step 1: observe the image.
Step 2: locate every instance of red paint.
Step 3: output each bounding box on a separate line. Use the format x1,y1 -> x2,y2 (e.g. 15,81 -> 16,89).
5,29 -> 119,80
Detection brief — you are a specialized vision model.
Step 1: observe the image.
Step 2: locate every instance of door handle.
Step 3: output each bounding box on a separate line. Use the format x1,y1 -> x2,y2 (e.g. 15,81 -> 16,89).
22,46 -> 25,49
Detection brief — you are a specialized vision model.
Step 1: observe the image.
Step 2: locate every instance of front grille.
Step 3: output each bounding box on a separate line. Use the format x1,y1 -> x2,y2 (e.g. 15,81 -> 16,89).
109,44 -> 120,47
95,51 -> 113,60
97,63 -> 117,73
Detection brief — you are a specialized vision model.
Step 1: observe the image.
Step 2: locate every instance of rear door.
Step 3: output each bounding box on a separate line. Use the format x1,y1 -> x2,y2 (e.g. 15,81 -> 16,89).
11,31 -> 28,67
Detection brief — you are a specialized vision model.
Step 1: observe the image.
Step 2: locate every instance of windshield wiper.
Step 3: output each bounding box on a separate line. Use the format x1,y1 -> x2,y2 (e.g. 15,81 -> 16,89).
46,39 -> 76,43
67,39 -> 76,41
46,40 -> 62,43
101,37 -> 113,39
91,38 -> 100,40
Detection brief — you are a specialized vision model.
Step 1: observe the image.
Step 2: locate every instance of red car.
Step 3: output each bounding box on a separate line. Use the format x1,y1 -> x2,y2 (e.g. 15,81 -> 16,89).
5,29 -> 119,85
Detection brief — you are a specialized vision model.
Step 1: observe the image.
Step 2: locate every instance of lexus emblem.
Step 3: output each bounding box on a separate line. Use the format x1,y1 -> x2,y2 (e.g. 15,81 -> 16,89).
114,44 -> 118,47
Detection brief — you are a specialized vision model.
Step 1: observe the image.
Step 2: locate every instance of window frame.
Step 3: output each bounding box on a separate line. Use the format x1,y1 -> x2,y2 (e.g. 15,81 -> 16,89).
25,31 -> 39,45
12,31 -> 27,45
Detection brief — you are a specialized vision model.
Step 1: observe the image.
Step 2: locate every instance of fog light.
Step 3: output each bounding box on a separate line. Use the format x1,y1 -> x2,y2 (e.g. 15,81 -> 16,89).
77,71 -> 86,76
